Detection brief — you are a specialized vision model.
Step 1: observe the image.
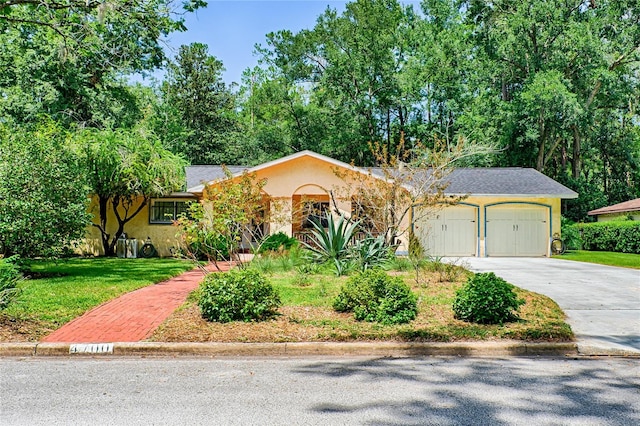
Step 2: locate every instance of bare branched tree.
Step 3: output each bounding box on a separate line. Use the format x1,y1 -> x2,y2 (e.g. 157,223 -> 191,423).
334,134 -> 494,249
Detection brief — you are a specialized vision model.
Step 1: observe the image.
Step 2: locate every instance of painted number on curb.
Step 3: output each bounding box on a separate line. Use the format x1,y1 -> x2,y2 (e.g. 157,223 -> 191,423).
69,343 -> 114,354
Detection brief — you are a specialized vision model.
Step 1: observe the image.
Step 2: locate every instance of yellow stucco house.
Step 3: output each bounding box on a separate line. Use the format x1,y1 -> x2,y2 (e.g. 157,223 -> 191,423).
82,150 -> 578,258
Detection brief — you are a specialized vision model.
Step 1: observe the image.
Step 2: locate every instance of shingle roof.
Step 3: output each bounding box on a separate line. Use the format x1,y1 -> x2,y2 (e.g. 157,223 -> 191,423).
185,154 -> 578,198
443,168 -> 577,197
588,198 -> 640,216
186,165 -> 246,191
369,167 -> 577,198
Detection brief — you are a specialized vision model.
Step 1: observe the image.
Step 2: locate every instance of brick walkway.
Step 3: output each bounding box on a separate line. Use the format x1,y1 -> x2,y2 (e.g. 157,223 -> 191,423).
41,262 -> 234,343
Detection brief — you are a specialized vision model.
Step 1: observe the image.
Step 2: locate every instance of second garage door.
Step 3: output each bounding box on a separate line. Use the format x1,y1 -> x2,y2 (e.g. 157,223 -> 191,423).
414,205 -> 478,257
485,205 -> 549,256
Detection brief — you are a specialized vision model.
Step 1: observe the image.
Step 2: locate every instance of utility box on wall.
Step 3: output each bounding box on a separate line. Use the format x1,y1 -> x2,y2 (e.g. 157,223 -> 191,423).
116,234 -> 138,258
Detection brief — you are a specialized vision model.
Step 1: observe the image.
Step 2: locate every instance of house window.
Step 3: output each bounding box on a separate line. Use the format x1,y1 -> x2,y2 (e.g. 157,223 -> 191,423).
149,200 -> 191,224
302,201 -> 330,228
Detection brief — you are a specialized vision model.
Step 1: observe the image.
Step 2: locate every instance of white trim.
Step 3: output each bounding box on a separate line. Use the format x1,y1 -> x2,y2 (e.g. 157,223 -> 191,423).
445,193 -> 579,199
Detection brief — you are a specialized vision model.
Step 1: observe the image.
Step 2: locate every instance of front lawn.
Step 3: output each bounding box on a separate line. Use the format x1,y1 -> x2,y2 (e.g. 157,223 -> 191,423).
0,258 -> 194,342
151,265 -> 573,343
554,250 -> 640,269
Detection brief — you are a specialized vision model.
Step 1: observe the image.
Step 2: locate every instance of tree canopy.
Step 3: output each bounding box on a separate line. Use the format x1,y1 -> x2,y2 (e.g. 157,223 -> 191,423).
82,126 -> 187,256
0,0 -> 637,235
0,121 -> 90,257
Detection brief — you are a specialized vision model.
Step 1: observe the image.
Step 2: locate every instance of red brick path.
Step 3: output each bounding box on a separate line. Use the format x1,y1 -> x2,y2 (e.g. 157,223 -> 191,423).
41,262 -> 234,343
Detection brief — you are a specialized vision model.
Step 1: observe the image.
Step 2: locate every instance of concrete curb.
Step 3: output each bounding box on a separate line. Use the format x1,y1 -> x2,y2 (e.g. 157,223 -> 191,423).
577,344 -> 640,357
0,341 -> 583,358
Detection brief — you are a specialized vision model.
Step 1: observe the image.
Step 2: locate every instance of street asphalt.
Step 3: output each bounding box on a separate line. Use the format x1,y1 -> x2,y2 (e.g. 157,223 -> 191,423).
2,357 -> 638,425
460,257 -> 640,356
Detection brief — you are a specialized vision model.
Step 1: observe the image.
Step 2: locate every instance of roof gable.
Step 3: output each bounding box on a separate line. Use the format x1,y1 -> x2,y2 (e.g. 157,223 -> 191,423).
186,150 -> 375,193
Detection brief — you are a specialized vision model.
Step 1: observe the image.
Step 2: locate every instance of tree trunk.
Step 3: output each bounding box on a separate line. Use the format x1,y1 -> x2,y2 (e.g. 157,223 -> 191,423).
572,125 -> 581,179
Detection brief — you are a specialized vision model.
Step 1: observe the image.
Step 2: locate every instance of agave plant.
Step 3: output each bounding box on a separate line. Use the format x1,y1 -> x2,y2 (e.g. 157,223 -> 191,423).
352,235 -> 393,272
303,212 -> 360,269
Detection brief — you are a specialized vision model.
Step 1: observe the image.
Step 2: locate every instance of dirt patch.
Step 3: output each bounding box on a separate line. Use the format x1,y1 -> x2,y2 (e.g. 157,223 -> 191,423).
0,314 -> 54,342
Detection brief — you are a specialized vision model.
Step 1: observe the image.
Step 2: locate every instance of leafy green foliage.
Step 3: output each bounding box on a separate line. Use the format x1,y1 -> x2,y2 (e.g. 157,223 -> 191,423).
577,221 -> 640,254
158,42 -> 243,165
333,269 -> 417,324
81,126 -> 186,256
561,216 -> 582,251
0,256 -> 22,310
0,1 -> 204,128
176,169 -> 267,265
0,121 -> 90,258
252,0 -> 640,219
178,217 -> 231,261
453,273 -> 525,325
258,232 -> 298,253
198,269 -> 281,323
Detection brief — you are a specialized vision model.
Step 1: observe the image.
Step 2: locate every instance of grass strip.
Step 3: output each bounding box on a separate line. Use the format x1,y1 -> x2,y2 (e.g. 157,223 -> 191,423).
554,250 -> 640,269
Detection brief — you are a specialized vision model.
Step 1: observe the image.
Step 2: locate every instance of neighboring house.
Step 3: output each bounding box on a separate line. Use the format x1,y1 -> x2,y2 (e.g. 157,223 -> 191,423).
587,198 -> 640,222
81,150 -> 578,257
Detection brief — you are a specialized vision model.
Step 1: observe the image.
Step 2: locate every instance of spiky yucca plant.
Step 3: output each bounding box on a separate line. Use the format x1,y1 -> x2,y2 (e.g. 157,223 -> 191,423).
304,212 -> 360,273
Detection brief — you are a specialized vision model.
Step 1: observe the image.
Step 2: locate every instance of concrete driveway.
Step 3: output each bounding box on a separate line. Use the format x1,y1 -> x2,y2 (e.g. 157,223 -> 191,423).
459,257 -> 640,355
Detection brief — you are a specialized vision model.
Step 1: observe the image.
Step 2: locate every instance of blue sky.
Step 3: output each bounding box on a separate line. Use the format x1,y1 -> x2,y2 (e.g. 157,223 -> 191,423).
154,1 -> 350,85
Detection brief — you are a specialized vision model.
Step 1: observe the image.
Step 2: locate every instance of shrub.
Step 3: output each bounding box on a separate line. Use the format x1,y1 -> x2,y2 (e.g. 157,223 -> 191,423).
561,216 -> 582,250
0,256 -> 22,310
577,221 -> 640,254
333,269 -> 417,324
453,272 -> 524,324
258,232 -> 298,253
198,269 -> 281,322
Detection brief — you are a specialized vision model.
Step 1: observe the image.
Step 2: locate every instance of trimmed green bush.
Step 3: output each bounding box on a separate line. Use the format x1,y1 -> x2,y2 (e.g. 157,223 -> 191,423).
198,269 -> 281,323
561,216 -> 582,250
333,269 -> 417,324
258,232 -> 298,253
453,272 -> 524,325
0,256 -> 22,310
578,221 -> 640,254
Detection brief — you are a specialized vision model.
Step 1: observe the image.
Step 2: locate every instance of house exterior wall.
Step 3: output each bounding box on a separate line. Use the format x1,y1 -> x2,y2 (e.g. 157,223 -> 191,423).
80,196 -> 187,257
205,155 -> 371,239
595,212 -> 640,222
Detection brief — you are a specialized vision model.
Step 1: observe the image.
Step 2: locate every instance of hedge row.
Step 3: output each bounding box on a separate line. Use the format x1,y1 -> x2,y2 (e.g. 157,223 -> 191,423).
577,221 -> 640,254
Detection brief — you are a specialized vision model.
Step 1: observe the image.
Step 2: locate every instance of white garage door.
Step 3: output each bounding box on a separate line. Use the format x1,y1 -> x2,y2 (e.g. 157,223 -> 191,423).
414,205 -> 478,257
485,205 -> 549,257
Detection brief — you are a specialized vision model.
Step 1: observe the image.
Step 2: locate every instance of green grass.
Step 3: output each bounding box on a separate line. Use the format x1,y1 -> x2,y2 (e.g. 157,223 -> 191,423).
554,250 -> 640,269
269,272 -> 345,307
4,258 -> 193,326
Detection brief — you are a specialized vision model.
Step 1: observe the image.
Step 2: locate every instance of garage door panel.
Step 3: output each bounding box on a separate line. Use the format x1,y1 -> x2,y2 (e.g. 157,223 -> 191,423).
486,205 -> 549,257
415,205 -> 478,257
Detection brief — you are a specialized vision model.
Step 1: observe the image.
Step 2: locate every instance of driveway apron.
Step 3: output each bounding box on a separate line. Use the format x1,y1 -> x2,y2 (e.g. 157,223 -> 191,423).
460,257 -> 640,355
